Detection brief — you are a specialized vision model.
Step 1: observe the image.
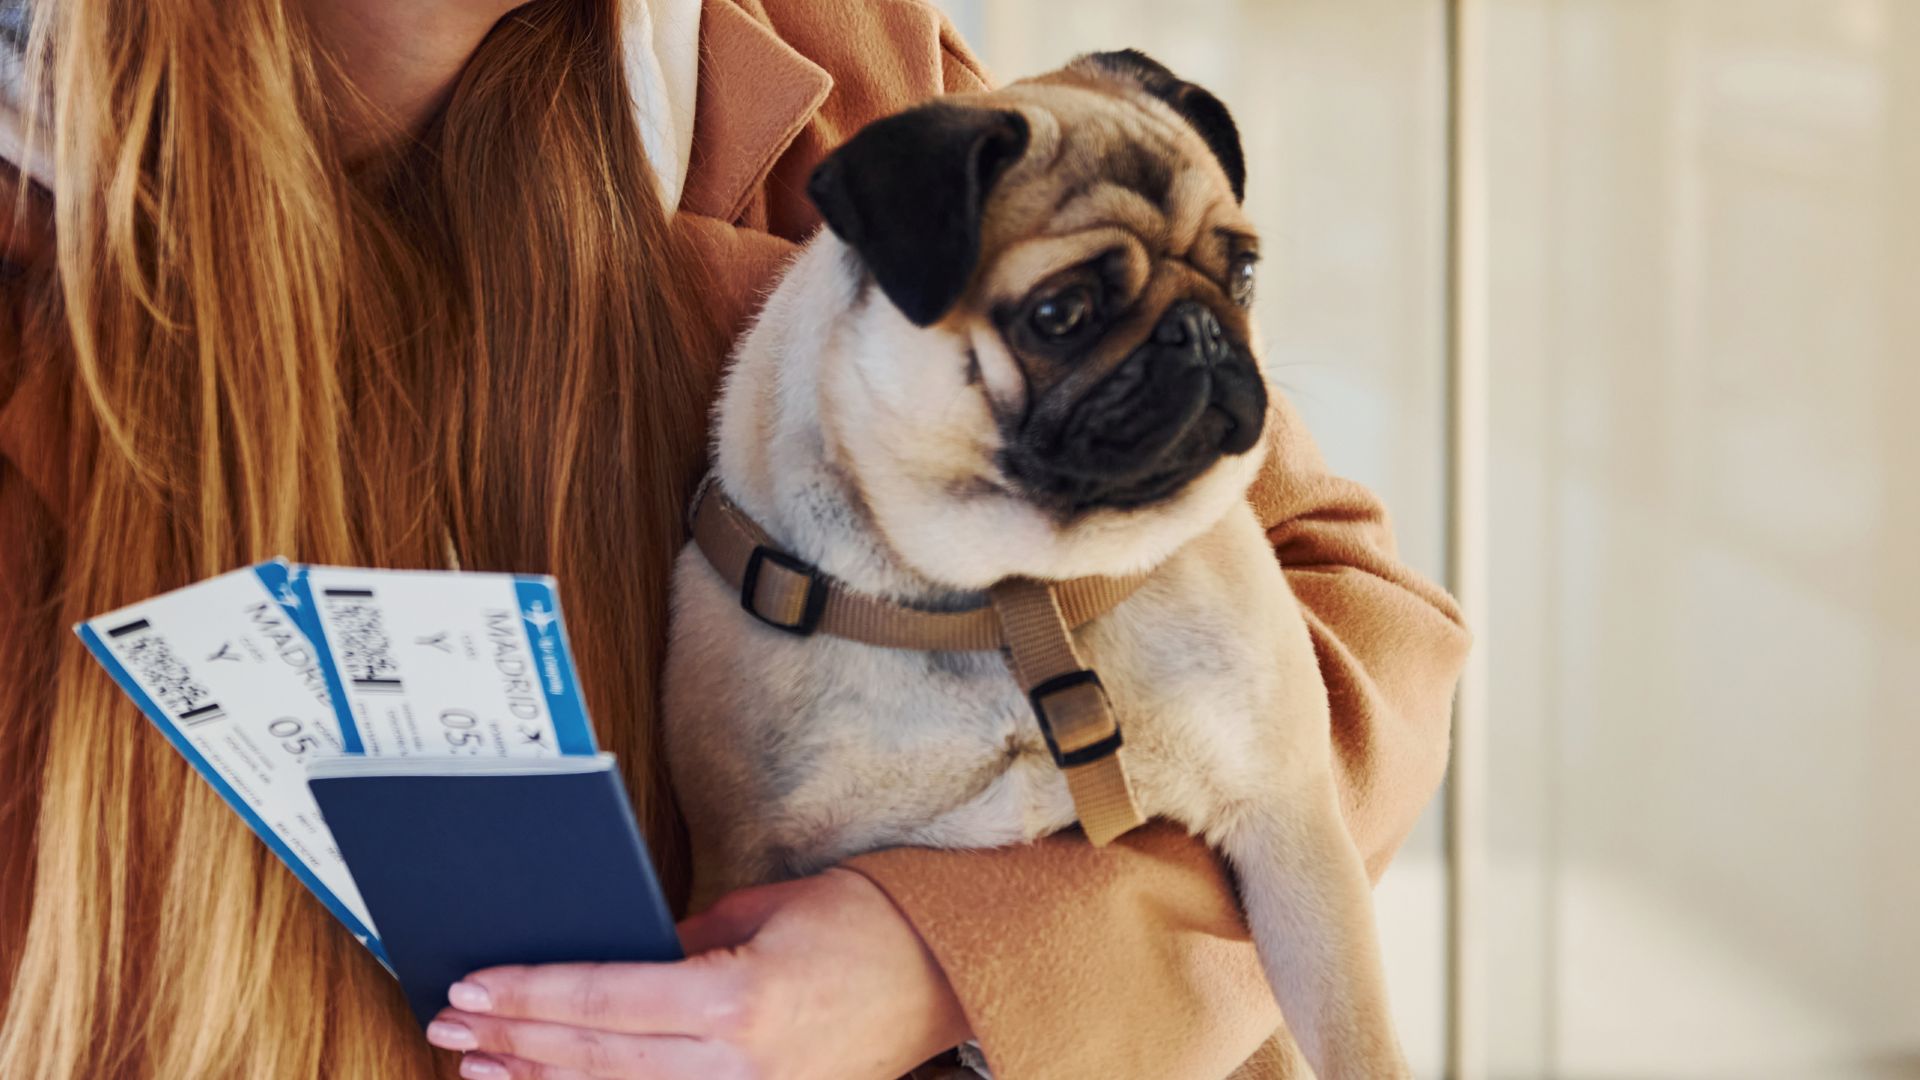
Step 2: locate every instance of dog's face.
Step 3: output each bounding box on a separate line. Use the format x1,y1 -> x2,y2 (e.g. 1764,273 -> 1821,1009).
805,51 -> 1272,588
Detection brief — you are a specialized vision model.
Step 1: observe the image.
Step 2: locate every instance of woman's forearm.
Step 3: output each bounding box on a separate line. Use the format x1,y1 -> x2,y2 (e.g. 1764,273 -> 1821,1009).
846,830 -> 1283,1080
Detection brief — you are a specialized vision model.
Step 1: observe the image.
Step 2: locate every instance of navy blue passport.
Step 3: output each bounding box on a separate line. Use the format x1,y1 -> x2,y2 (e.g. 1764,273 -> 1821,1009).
307,754 -> 683,1025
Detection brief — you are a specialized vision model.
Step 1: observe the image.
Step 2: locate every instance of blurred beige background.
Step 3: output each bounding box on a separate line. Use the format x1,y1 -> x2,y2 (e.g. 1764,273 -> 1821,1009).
938,2 -> 1920,1078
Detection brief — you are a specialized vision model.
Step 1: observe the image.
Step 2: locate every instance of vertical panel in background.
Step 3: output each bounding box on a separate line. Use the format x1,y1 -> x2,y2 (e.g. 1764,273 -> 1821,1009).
1478,4 -> 1562,1072
1482,1 -> 1920,1077
939,2 -> 1455,1075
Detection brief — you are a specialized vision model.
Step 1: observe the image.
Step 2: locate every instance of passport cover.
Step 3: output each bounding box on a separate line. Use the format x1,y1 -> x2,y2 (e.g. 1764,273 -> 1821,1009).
308,754 -> 683,1025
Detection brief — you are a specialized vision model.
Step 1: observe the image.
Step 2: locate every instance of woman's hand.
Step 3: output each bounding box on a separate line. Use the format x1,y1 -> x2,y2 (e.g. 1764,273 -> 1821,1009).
426,868 -> 971,1079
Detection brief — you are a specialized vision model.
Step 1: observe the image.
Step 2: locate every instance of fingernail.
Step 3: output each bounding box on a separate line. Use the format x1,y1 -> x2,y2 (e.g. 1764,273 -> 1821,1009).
460,1055 -> 508,1079
425,1020 -> 478,1051
448,981 -> 494,1012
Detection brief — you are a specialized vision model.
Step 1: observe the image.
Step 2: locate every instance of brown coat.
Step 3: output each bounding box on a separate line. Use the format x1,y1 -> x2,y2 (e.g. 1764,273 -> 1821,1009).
0,2 -> 1470,1077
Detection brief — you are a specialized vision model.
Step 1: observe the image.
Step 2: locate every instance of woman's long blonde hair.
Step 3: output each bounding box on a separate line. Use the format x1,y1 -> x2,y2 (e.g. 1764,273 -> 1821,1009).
0,0 -> 717,1075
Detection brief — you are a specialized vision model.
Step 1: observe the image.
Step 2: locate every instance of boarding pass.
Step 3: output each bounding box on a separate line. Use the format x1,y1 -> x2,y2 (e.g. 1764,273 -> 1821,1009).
291,566 -> 599,761
73,561 -> 384,959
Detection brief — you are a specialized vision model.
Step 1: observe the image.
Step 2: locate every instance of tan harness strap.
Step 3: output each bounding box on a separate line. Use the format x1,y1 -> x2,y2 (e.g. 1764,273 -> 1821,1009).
690,482 -> 1150,845
988,579 -> 1147,846
692,485 -> 1146,650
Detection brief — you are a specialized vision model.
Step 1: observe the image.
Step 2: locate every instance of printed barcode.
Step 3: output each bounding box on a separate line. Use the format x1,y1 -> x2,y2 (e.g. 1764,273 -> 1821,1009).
322,589 -> 403,691
114,627 -> 223,725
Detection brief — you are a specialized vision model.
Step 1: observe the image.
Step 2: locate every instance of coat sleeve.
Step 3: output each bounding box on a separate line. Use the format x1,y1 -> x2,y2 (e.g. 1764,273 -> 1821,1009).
1250,393 -> 1471,879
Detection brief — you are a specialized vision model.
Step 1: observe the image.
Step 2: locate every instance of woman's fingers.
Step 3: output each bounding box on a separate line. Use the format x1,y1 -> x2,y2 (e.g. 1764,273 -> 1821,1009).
430,1014 -> 746,1080
455,1052 -> 597,1080
452,957 -> 751,1038
429,872 -> 965,1080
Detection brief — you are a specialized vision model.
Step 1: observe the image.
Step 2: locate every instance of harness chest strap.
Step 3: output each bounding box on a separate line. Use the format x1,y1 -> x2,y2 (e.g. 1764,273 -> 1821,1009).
691,485 -> 1150,844
986,578 -> 1147,845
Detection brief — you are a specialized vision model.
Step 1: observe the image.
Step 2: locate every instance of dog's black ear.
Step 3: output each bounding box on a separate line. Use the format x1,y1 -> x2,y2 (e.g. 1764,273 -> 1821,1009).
1080,49 -> 1246,203
807,103 -> 1031,327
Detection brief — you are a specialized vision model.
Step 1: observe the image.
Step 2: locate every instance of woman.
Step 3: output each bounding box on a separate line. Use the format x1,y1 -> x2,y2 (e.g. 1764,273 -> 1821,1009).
0,0 -> 1470,1077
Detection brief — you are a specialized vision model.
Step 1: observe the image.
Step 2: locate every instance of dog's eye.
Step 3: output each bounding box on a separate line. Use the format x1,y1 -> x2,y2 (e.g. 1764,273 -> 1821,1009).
1230,254 -> 1259,307
1030,287 -> 1095,339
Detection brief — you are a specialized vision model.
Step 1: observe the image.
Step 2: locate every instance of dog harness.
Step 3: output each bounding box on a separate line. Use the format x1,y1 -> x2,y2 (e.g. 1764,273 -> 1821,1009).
691,482 -> 1151,845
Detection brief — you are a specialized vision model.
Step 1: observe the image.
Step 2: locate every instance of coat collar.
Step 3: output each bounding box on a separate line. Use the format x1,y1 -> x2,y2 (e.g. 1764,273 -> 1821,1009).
679,0 -> 833,224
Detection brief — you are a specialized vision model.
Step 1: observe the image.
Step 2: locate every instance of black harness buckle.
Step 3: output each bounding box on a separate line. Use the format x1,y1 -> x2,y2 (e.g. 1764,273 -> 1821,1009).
1027,669 -> 1124,768
740,545 -> 829,636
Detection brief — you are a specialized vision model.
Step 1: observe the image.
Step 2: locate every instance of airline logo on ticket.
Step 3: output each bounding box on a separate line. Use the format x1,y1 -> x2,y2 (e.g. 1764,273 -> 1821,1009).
292,566 -> 598,760
73,562 -> 383,958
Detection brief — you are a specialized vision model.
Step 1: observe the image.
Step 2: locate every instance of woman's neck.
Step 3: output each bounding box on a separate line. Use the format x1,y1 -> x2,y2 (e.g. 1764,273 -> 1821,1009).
302,0 -> 524,156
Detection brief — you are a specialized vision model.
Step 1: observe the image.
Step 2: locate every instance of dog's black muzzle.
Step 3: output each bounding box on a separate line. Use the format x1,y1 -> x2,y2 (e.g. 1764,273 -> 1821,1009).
1010,300 -> 1268,514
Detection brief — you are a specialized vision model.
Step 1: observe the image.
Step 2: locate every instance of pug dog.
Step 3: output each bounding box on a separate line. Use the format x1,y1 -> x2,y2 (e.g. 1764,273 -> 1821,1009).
664,50 -> 1409,1080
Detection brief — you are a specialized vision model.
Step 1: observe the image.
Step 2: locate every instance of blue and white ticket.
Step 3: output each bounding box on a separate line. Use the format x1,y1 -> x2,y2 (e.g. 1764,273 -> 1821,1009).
73,561 -> 384,960
291,566 -> 598,760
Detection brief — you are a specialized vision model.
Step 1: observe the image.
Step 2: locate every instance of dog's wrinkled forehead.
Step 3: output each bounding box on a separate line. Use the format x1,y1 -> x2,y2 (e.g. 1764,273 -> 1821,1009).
1066,49 -> 1247,202
806,50 -> 1250,327
979,54 -> 1247,249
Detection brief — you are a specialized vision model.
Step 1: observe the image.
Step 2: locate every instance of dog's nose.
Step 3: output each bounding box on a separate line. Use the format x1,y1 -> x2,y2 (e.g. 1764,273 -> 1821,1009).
1152,300 -> 1231,361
